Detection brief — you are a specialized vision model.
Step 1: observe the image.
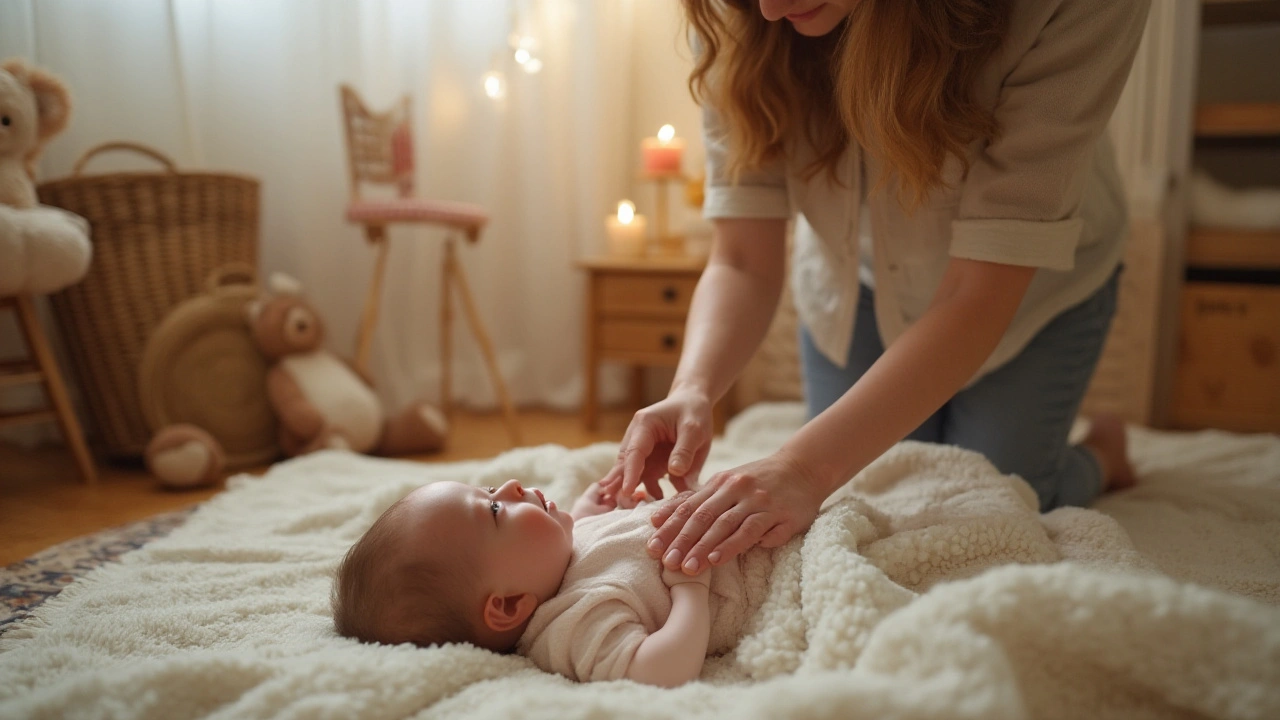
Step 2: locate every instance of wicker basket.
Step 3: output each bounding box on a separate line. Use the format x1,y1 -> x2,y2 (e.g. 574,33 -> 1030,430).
37,142 -> 260,459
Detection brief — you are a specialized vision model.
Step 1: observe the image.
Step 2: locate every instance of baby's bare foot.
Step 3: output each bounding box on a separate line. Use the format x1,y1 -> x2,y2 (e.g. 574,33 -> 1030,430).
1081,414 -> 1137,492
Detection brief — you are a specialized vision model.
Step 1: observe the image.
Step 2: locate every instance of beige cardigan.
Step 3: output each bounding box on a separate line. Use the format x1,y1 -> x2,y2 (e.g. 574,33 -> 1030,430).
702,0 -> 1152,379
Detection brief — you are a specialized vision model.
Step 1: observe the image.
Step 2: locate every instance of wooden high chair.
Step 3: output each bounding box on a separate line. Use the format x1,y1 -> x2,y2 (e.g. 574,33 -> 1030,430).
0,294 -> 98,483
339,85 -> 521,445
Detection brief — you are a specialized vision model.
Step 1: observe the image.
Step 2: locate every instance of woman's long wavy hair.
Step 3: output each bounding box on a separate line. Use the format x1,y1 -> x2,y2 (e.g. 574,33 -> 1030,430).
683,0 -> 1011,210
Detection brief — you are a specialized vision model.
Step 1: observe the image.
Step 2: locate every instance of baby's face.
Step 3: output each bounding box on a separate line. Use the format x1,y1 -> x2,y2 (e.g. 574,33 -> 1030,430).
399,480 -> 575,602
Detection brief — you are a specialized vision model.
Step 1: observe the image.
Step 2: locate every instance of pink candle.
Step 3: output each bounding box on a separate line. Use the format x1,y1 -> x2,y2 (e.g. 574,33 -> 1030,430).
641,124 -> 685,176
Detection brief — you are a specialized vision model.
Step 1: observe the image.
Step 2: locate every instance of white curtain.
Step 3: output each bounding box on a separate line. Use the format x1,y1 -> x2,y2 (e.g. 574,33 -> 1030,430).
0,0 -> 637,428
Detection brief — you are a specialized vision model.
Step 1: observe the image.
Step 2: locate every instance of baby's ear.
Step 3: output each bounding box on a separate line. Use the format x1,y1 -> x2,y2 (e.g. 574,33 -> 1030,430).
481,592 -> 538,633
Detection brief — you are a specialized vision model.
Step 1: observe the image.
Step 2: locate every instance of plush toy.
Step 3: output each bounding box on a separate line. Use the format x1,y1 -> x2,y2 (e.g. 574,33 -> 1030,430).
0,203 -> 92,296
145,424 -> 226,490
0,59 -> 89,297
246,273 -> 448,457
0,58 -> 71,209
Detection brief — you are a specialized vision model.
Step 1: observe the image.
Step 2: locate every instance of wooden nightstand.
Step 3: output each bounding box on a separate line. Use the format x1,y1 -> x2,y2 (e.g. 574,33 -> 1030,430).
578,254 -> 706,429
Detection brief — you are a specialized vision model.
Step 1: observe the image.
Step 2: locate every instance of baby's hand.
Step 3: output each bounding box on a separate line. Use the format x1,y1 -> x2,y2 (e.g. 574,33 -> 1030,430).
661,565 -> 711,590
597,473 -> 650,505
570,482 -> 619,520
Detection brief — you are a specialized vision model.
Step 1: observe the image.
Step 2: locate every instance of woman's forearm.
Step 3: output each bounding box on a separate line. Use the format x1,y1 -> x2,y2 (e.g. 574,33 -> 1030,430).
783,259 -> 1036,495
671,219 -> 787,404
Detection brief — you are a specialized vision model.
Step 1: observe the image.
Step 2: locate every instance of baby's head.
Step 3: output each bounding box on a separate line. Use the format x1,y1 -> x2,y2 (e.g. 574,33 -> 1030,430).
332,479 -> 574,652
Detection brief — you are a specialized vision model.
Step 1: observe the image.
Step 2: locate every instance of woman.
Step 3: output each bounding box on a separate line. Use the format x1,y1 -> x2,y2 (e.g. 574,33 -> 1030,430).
601,0 -> 1150,577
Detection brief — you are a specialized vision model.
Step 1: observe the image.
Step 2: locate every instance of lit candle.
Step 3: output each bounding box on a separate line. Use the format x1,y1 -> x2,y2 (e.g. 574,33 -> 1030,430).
605,200 -> 648,257
641,124 -> 685,176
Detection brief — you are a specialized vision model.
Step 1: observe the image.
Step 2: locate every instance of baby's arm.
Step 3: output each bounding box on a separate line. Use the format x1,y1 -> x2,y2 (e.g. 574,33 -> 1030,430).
625,570 -> 711,687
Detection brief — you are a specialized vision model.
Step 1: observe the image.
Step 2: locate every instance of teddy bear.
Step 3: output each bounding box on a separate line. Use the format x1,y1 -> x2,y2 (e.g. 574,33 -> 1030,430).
246,273 -> 448,457
0,58 -> 71,208
0,58 -> 91,297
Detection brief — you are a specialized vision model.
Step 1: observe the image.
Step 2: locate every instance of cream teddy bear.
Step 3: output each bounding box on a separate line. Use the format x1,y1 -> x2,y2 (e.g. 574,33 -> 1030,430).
0,58 -> 91,298
0,58 -> 71,208
247,273 -> 448,457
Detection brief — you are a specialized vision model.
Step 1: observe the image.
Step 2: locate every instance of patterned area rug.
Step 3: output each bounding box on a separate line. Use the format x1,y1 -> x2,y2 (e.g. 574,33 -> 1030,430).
0,509 -> 195,636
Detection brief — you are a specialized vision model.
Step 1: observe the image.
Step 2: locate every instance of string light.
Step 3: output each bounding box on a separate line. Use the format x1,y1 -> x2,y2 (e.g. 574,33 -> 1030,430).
483,3 -> 543,100
509,33 -> 537,52
482,71 -> 507,99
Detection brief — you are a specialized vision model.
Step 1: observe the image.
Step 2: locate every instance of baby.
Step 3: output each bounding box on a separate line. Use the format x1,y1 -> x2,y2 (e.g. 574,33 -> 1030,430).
332,479 -> 772,687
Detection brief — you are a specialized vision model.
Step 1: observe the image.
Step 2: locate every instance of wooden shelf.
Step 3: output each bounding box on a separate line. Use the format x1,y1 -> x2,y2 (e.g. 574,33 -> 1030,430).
0,409 -> 56,430
1186,227 -> 1280,268
1202,0 -> 1280,25
1195,102 -> 1280,137
577,254 -> 706,272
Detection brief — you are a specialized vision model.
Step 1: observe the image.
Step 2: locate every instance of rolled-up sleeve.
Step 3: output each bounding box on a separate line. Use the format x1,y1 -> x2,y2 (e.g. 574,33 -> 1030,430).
701,99 -> 792,220
950,0 -> 1151,271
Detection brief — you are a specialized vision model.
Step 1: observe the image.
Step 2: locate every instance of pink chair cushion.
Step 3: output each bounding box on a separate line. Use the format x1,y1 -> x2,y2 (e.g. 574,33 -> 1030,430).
346,198 -> 488,232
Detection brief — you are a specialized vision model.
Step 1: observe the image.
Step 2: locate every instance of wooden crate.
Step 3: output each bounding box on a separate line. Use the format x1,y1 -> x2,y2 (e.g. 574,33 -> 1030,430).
1171,282 -> 1280,433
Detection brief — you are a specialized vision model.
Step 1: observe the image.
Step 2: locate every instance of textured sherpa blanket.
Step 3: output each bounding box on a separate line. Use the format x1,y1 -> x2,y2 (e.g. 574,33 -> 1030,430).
1,403 -> 1278,719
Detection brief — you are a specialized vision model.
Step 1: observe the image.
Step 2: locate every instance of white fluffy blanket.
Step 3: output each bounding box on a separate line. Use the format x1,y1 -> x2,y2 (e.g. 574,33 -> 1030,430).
2,403 -> 1278,719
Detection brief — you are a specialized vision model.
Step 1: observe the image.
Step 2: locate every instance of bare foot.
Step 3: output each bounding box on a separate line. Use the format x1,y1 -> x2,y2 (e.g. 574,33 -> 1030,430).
1081,414 -> 1137,492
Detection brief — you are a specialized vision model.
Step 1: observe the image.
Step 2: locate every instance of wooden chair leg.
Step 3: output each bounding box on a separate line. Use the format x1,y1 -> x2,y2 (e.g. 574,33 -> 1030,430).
445,247 -> 522,446
14,295 -> 98,484
440,239 -> 454,419
355,225 -> 389,379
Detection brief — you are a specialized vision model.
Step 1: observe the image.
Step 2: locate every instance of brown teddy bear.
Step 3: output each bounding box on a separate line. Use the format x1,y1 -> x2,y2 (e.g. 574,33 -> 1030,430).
0,58 -> 72,208
246,273 -> 448,457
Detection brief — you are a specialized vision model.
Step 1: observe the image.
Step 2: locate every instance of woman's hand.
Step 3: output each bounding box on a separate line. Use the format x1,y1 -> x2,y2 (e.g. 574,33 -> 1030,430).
661,565 -> 711,590
646,449 -> 826,575
598,388 -> 714,509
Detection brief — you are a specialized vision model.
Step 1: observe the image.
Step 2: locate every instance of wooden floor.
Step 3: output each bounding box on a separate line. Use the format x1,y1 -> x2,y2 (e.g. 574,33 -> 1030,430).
0,409 -> 634,566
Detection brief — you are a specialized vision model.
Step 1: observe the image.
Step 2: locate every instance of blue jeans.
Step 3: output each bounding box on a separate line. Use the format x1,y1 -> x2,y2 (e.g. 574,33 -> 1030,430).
800,272 -> 1120,511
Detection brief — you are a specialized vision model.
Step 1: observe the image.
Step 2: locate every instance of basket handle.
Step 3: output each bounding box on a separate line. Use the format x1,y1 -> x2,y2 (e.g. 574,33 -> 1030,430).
205,263 -> 258,294
71,142 -> 179,176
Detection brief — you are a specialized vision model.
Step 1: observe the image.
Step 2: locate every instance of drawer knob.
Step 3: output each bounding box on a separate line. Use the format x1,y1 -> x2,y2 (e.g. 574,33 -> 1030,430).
662,287 -> 678,302
661,333 -> 678,350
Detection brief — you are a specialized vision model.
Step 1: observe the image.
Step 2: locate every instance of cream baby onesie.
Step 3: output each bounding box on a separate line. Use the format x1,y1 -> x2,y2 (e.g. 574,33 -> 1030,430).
517,502 -> 774,682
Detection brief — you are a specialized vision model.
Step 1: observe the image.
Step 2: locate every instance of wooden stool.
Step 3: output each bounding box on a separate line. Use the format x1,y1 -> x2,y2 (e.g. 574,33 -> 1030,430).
339,85 -> 521,446
0,295 -> 98,483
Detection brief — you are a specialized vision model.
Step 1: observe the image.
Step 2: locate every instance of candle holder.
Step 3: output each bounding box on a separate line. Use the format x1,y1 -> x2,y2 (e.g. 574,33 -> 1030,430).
639,169 -> 688,256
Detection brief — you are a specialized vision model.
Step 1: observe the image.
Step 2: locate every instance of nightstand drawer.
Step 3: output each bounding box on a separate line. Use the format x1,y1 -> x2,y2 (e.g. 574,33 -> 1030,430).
578,255 -> 705,430
596,274 -> 699,318
598,320 -> 685,362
